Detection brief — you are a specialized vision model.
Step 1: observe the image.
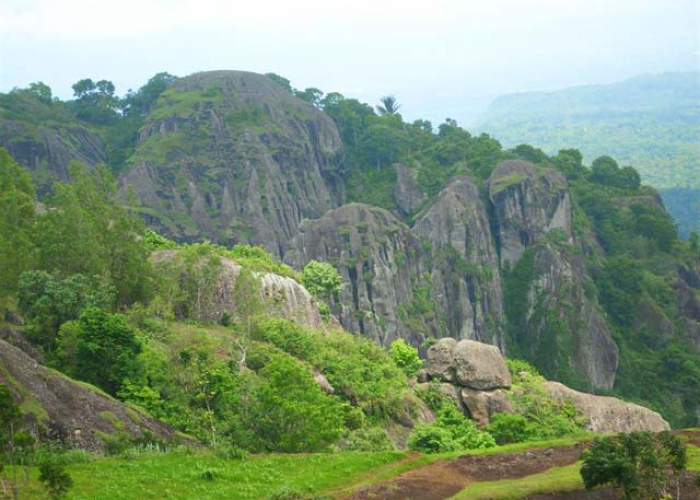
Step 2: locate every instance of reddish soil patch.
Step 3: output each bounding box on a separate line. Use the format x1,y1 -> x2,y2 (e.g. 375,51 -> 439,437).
678,428 -> 700,447
344,443 -> 585,500
522,471 -> 700,500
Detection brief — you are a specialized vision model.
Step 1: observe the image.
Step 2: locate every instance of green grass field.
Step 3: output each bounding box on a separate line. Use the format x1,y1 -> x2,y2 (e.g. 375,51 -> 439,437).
12,440 -> 699,500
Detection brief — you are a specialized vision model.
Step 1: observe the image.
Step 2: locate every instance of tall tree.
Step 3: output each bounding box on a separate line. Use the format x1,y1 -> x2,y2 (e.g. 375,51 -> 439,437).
376,95 -> 401,115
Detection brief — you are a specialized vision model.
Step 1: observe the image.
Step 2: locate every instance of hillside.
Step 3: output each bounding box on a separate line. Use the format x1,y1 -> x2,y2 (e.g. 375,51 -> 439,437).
476,72 -> 700,236
1,69 -> 700,436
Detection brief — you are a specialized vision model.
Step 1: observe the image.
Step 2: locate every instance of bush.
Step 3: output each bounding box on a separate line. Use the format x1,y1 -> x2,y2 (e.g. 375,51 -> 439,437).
486,413 -> 534,445
407,406 -> 495,453
343,427 -> 394,452
414,382 -> 455,412
407,425 -> 457,453
389,339 -> 422,377
38,461 -> 73,500
301,260 -> 342,298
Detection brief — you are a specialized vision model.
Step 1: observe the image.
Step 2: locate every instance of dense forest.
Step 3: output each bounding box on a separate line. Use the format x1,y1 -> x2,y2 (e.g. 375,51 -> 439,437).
1,68 -> 699,460
476,72 -> 700,236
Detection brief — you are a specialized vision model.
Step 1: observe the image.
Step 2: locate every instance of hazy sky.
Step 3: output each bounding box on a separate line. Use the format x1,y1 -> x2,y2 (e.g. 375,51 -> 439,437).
0,0 -> 698,125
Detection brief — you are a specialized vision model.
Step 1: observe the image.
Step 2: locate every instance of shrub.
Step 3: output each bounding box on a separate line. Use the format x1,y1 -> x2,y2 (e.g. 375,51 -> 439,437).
407,406 -> 495,453
38,461 -> 73,500
407,425 -> 457,453
301,260 -> 342,298
343,427 -> 394,452
485,413 -> 534,445
389,339 -> 422,377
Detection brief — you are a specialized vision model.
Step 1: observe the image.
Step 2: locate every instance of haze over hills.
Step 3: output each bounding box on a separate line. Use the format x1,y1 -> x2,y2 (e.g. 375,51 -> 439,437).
476,72 -> 700,236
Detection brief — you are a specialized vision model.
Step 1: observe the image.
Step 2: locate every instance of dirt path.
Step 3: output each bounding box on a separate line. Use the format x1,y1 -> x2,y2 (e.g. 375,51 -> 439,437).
342,443 -> 585,500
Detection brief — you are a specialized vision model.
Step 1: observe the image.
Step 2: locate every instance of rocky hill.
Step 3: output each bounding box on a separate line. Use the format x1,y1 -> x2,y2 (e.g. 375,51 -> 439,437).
1,70 -> 699,428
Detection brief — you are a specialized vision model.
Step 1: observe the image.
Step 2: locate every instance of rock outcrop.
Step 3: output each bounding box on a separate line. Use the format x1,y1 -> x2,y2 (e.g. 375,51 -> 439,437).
519,243 -> 619,390
393,163 -> 427,216
544,381 -> 670,433
489,160 -> 571,266
120,71 -> 343,256
422,339 -> 667,432
0,338 -> 174,449
0,120 -> 106,195
414,175 -> 505,349
285,203 -> 428,345
152,250 -> 328,330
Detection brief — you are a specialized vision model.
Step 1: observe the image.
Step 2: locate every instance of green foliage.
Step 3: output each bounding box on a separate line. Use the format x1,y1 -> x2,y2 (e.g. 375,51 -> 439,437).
0,148 -> 35,304
486,413 -> 535,445
58,307 -> 143,396
301,260 -> 342,298
0,384 -> 21,440
407,405 -> 495,453
250,356 -> 345,452
143,229 -> 178,250
501,369 -> 586,442
264,73 -> 293,92
225,244 -> 299,280
389,339 -> 422,377
342,426 -> 394,452
18,271 -> 115,351
581,431 -> 687,500
38,460 -> 73,500
34,162 -> 151,307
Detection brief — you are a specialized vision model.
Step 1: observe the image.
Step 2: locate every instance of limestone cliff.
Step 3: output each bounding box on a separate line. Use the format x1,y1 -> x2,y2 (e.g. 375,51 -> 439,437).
488,160 -> 571,266
119,71 -> 343,256
285,203 -> 428,345
413,176 -> 505,349
0,114 -> 105,195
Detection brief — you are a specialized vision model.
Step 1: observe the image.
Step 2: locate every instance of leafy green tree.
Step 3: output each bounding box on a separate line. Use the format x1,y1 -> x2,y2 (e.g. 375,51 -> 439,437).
511,144 -> 548,164
376,95 -> 401,115
60,307 -> 143,396
35,162 -> 151,307
264,73 -> 292,92
27,82 -> 53,104
38,461 -> 73,500
69,78 -> 119,124
17,271 -> 115,351
301,260 -> 342,298
485,413 -> 534,445
595,255 -> 644,327
407,405 -> 495,453
294,87 -> 324,107
389,338 -> 422,377
251,356 -> 345,452
0,148 -> 35,305
581,431 -> 687,500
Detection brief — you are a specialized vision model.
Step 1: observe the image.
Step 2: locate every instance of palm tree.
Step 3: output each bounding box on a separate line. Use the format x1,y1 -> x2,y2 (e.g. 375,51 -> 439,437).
376,95 -> 401,115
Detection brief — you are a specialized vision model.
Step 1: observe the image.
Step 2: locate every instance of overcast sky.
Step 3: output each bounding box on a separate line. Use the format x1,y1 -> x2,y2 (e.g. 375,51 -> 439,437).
0,0 -> 698,125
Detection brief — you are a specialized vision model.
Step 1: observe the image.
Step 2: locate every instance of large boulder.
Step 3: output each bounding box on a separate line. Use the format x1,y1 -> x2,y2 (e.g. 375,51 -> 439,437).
453,340 -> 512,390
460,388 -> 513,427
426,338 -> 458,382
0,339 -> 174,449
427,339 -> 511,390
544,381 -> 670,433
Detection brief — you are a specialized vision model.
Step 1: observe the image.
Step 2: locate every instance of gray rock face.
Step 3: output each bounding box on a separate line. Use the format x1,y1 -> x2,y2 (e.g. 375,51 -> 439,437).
488,160 -> 572,266
393,163 -> 427,216
427,339 -> 511,390
523,244 -> 619,390
0,121 -> 106,195
460,388 -> 513,427
120,71 -> 343,256
0,338 -> 173,449
452,340 -> 512,390
426,338 -> 458,382
544,381 -> 670,433
414,175 -> 505,349
285,203 -> 429,346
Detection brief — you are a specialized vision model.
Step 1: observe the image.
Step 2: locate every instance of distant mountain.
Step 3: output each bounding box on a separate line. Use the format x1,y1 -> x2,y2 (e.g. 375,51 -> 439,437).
476,72 -> 700,236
